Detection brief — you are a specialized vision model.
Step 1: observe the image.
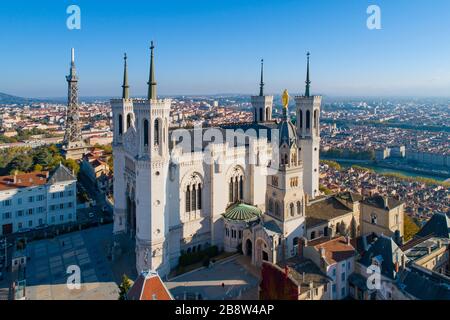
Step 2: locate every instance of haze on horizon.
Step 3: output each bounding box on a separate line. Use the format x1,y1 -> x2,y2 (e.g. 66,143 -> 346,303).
1,0 -> 450,98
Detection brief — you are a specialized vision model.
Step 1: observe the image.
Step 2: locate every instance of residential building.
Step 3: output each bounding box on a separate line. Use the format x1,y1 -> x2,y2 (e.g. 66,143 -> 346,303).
0,164 -> 77,235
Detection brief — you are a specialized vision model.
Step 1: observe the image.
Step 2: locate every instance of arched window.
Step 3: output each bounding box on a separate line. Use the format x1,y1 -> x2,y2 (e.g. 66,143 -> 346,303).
268,199 -> 274,213
118,114 -> 123,135
229,178 -> 234,203
191,185 -> 197,210
228,167 -> 244,203
143,119 -> 149,146
297,201 -> 302,215
197,183 -> 202,210
306,110 -> 311,129
266,108 -> 270,120
126,114 -> 132,129
185,186 -> 191,213
293,237 -> 299,247
154,119 -> 160,146
290,203 -> 294,217
314,110 -> 318,129
299,110 -> 303,129
275,202 -> 280,216
239,176 -> 244,200
259,108 -> 263,122
185,174 -> 203,214
310,231 -> 316,240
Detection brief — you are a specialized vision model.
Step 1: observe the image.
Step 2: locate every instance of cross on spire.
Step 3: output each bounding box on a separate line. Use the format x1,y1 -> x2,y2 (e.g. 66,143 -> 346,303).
259,59 -> 264,96
147,41 -> 157,100
305,52 -> 311,97
122,53 -> 129,99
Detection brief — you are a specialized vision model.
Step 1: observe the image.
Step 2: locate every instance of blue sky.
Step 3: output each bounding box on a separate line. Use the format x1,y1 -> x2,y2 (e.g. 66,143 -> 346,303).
1,0 -> 450,98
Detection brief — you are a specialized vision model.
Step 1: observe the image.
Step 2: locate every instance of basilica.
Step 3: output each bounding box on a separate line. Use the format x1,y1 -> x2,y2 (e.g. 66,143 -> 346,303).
111,43 -> 321,277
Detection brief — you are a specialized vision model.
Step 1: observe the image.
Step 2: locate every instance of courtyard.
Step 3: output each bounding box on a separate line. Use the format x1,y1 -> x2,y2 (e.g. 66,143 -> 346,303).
165,255 -> 260,300
20,224 -> 133,300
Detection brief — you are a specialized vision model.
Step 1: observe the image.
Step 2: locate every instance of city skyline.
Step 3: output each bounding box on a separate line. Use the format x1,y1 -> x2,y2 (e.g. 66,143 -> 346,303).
1,0 -> 450,98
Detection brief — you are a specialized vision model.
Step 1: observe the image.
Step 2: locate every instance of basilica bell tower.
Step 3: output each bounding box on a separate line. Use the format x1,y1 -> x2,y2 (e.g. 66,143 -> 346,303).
295,53 -> 321,199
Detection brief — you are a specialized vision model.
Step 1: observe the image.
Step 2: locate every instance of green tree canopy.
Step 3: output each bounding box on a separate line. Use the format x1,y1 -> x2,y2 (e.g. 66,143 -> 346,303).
118,274 -> 132,300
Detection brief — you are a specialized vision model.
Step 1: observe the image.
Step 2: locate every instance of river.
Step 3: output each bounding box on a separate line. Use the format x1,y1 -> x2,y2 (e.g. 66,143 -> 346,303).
329,159 -> 449,182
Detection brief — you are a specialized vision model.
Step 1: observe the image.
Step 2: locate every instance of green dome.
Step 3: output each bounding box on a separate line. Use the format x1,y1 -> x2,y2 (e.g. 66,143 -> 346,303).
222,203 -> 261,222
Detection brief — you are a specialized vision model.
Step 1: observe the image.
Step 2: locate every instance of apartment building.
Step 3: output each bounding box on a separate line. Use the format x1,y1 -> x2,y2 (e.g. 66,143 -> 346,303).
0,164 -> 76,235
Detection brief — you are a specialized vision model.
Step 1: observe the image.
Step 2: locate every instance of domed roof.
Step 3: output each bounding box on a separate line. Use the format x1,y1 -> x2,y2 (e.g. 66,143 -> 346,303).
222,203 -> 261,222
278,119 -> 297,147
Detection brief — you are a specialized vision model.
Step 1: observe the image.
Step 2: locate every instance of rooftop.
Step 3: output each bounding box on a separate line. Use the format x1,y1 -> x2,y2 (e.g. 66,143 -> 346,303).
305,196 -> 353,228
309,236 -> 357,265
278,257 -> 331,293
222,203 -> 261,222
362,194 -> 403,210
127,270 -> 173,301
0,171 -> 48,191
402,236 -> 450,262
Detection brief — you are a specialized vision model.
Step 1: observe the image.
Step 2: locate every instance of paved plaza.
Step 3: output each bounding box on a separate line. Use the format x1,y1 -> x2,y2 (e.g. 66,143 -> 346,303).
165,256 -> 260,300
24,225 -> 121,300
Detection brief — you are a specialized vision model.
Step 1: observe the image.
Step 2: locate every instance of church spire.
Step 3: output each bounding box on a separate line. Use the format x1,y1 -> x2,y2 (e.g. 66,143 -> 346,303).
259,59 -> 264,96
147,41 -> 157,100
122,53 -> 129,99
305,52 -> 311,97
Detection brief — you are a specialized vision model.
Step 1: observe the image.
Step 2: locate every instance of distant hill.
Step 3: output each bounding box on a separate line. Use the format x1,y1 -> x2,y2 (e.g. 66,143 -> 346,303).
0,92 -> 37,105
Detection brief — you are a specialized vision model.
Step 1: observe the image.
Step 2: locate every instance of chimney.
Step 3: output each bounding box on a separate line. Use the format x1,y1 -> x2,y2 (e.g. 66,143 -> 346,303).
346,235 -> 351,246
428,246 -> 432,255
384,196 -> 389,209
320,247 -> 326,258
394,261 -> 399,274
401,254 -> 406,270
13,171 -> 17,184
284,265 -> 289,279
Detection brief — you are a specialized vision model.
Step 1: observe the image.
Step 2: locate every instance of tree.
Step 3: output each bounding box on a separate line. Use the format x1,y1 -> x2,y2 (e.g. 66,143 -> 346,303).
404,215 -> 420,242
9,153 -> 33,172
350,216 -> 357,239
118,274 -> 132,300
63,158 -> 80,176
33,164 -> 43,172
34,147 -> 53,168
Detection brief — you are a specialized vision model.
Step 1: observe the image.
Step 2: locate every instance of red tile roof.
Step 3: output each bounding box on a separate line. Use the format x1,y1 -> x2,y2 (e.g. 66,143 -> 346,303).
0,171 -> 48,191
312,236 -> 357,265
127,271 -> 173,301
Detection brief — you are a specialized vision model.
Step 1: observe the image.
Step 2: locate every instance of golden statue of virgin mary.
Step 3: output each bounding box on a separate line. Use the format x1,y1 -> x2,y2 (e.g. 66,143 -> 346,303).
282,89 -> 290,108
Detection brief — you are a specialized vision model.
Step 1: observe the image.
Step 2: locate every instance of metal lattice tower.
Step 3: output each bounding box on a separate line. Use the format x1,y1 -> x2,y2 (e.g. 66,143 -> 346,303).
64,48 -> 82,144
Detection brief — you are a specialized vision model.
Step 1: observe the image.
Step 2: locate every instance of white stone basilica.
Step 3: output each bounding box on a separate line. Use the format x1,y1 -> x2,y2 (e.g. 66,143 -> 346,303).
112,45 -> 321,278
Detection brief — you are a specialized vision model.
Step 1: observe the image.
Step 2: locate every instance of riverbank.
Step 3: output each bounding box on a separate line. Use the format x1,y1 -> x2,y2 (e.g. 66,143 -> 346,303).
322,158 -> 449,182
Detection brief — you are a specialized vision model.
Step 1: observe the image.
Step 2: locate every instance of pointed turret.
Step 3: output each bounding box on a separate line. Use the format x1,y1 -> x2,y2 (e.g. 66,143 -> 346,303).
259,59 -> 264,96
147,41 -> 157,100
305,52 -> 311,97
122,53 -> 130,99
